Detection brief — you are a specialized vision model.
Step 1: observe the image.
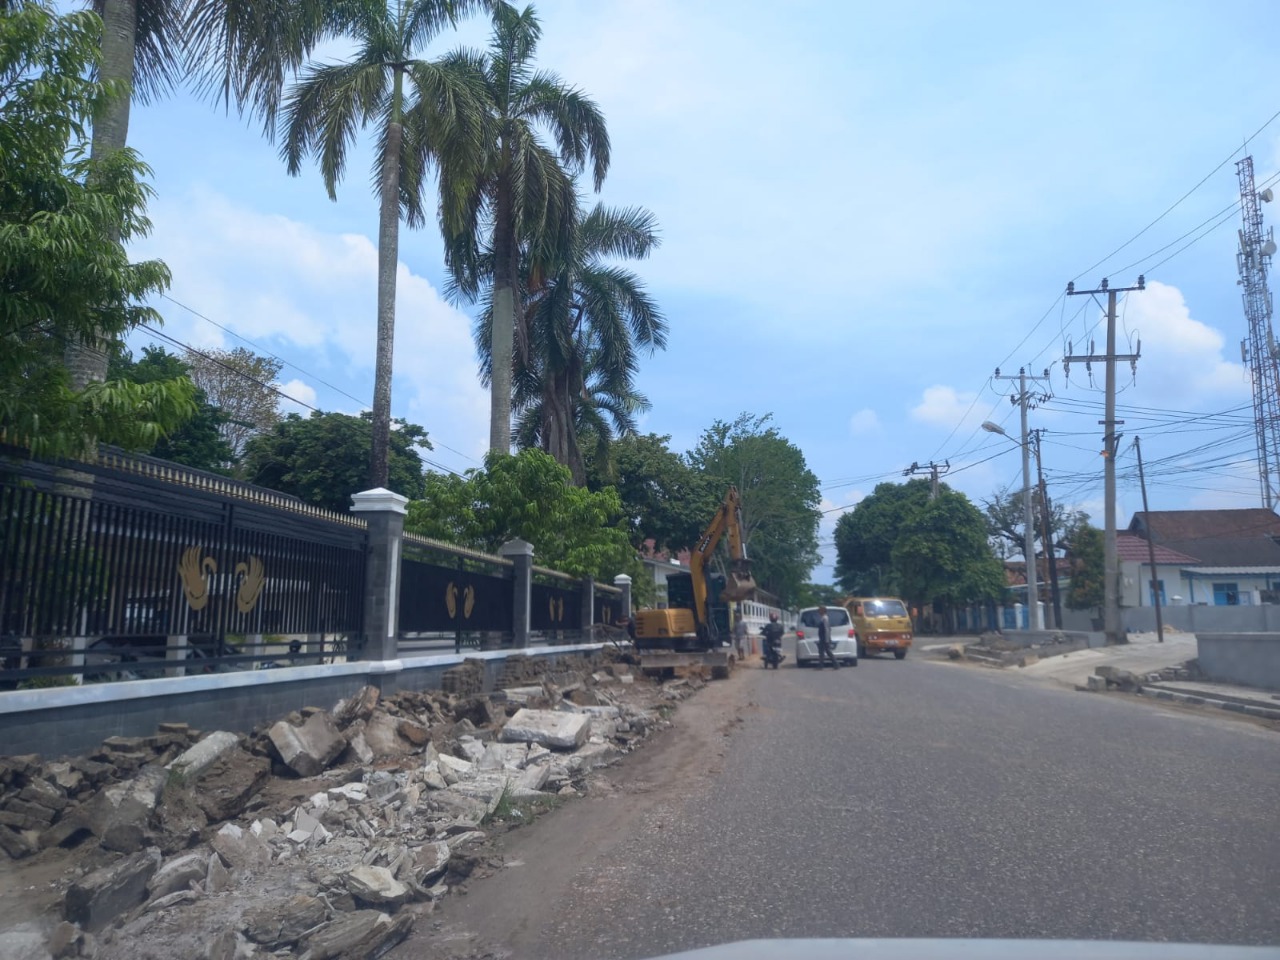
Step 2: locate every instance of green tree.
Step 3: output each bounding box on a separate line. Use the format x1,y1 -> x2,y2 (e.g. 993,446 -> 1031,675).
183,345 -> 282,463
585,433 -> 715,555
833,479 -> 933,595
443,2 -> 610,455
795,582 -> 846,608
241,410 -> 429,511
109,345 -> 234,471
281,0 -> 486,488
983,484 -> 1088,561
687,413 -> 821,606
1,3 -> 194,457
891,489 -> 1005,626
1065,524 -> 1105,614
406,448 -> 635,581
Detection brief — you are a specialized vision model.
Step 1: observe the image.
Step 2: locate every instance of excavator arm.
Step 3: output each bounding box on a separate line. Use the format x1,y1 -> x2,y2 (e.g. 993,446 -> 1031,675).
689,486 -> 757,637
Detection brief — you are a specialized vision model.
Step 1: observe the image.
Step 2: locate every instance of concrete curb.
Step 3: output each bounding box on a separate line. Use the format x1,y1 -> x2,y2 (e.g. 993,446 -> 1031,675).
1136,686 -> 1280,721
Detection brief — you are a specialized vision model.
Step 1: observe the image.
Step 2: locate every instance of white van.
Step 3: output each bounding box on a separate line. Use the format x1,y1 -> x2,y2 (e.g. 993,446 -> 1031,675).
794,607 -> 858,667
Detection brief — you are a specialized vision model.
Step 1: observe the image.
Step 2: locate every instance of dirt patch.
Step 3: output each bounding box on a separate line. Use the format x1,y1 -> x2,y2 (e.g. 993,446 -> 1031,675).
392,670 -> 755,960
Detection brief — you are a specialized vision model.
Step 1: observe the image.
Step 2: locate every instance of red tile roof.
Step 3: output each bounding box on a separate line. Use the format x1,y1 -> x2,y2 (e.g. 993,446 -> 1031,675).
1115,534 -> 1198,564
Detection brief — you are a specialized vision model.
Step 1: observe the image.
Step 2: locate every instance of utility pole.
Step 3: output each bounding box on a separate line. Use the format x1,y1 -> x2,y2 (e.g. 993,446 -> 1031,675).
1133,436 -> 1164,643
1031,429 -> 1063,630
904,460 -> 950,500
993,367 -> 1050,631
1066,275 -> 1145,645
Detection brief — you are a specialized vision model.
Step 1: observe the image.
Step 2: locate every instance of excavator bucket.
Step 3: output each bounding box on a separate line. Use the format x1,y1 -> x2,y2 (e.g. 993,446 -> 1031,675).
720,559 -> 757,602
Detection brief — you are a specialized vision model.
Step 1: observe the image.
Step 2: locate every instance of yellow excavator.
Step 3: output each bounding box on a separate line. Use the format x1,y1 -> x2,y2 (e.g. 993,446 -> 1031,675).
633,486 -> 757,651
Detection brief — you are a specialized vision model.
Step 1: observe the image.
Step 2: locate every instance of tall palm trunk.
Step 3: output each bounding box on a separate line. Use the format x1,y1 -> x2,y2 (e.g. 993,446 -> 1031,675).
489,161 -> 517,454
370,69 -> 403,489
67,0 -> 137,390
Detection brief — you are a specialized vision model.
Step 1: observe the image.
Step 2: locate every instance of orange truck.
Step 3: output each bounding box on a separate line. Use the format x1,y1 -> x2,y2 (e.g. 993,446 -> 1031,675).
843,597 -> 914,660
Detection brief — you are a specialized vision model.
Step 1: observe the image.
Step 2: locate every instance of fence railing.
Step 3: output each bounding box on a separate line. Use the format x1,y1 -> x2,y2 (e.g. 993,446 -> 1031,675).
1,446 -> 636,687
1,446 -> 366,686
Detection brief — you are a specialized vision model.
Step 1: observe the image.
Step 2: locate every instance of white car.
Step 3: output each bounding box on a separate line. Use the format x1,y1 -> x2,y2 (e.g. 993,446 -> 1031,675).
794,607 -> 858,667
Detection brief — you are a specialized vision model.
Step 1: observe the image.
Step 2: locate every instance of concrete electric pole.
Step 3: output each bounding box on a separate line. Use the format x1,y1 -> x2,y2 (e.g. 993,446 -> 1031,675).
1065,276 -> 1145,646
904,460 -> 950,500
989,368 -> 1050,631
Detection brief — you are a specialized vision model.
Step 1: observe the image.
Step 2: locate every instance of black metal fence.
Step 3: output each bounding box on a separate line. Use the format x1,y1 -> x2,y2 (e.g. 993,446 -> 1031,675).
399,533 -> 515,652
1,447 -> 366,685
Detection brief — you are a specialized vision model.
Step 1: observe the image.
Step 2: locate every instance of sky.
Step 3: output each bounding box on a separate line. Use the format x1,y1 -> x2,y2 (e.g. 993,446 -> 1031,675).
118,0 -> 1280,582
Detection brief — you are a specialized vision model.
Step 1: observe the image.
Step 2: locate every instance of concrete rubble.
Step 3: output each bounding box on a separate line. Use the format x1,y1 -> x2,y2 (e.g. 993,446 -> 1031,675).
0,647 -> 710,959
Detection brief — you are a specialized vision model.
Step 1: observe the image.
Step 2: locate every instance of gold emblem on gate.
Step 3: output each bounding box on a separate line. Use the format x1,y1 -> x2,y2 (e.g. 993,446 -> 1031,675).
234,556 -> 266,613
549,596 -> 565,623
178,547 -> 216,611
446,582 -> 476,620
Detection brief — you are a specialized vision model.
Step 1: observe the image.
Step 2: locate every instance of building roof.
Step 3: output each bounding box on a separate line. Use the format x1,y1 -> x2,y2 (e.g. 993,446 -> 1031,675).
1115,533 -> 1198,564
1128,508 -> 1280,541
1181,566 -> 1280,576
1127,509 -> 1280,567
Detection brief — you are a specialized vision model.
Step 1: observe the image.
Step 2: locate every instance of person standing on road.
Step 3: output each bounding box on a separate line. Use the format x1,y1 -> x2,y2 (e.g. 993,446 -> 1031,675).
816,605 -> 840,669
733,613 -> 749,659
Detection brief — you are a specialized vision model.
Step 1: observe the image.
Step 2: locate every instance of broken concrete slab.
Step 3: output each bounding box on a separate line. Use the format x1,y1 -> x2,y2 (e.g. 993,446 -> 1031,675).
65,848 -> 161,932
210,822 -> 271,873
436,753 -> 475,779
412,841 -> 450,885
301,910 -> 413,960
88,765 -> 166,854
165,731 -> 240,783
194,751 -> 269,823
268,712 -> 346,778
336,685 -> 380,726
47,920 -> 83,960
361,712 -> 415,758
477,742 -> 529,772
149,851 -> 209,898
500,708 -> 590,750
343,865 -> 409,908
205,851 -> 231,893
242,894 -> 327,947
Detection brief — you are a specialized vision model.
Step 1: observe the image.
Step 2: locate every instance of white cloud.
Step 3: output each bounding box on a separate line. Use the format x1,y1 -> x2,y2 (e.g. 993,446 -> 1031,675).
911,385 -> 979,429
848,408 -> 880,435
278,379 -> 317,413
139,187 -> 488,462
1115,280 -> 1248,405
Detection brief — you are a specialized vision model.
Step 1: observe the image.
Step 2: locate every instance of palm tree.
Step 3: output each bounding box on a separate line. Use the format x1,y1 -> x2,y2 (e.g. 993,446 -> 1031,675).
478,202 -> 665,483
443,2 -> 610,456
68,0 -> 327,390
280,0 -> 486,487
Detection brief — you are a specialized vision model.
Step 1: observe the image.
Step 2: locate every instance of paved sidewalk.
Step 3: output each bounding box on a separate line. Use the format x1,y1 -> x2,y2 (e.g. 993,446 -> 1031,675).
1014,630 -> 1196,687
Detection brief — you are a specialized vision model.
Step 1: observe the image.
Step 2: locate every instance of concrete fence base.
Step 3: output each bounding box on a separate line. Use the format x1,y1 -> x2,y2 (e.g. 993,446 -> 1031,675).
0,644 -> 605,760
1195,633 -> 1280,692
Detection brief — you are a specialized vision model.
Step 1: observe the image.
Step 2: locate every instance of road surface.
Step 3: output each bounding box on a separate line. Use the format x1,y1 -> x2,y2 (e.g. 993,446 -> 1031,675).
407,651 -> 1280,959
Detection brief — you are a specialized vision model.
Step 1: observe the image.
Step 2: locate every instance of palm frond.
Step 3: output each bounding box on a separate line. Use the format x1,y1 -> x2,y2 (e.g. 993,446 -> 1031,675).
280,59 -> 387,197
518,71 -> 609,190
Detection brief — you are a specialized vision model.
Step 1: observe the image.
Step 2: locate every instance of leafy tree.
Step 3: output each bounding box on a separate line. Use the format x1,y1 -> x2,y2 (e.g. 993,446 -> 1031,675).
242,410 -> 429,511
833,479 -> 933,595
281,0 -> 486,488
109,345 -> 234,471
1065,524 -> 1105,614
687,413 -> 821,606
1,2 -> 194,457
891,489 -> 1006,621
183,345 -> 282,463
796,582 -> 846,608
406,449 -> 635,581
983,484 -> 1088,561
443,2 -> 609,454
585,433 -> 716,555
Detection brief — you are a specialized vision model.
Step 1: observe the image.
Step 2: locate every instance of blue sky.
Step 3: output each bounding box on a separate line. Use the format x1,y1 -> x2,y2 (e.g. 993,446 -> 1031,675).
121,0 -> 1280,580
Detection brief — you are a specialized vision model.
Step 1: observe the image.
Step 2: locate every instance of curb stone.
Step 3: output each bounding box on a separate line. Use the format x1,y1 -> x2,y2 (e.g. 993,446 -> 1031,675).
1136,686 -> 1280,721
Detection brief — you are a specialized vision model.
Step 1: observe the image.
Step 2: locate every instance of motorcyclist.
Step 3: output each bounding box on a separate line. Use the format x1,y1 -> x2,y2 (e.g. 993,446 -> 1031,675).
761,612 -> 785,668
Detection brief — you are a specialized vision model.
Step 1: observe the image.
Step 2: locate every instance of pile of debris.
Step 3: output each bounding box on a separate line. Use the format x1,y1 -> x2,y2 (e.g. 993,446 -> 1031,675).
1085,660 -> 1206,692
0,651 -> 706,959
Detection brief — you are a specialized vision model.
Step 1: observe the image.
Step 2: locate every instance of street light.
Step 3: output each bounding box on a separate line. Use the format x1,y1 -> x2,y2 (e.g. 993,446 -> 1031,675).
982,419 -> 1042,630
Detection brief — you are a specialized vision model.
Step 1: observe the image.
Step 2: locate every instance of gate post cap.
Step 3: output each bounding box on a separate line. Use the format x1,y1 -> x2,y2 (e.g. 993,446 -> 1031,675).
498,539 -> 534,557
613,574 -> 632,586
350,488 -> 408,514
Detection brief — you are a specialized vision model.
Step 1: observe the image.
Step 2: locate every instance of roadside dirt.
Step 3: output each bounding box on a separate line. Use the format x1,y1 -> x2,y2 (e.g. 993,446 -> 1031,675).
393,666 -> 756,960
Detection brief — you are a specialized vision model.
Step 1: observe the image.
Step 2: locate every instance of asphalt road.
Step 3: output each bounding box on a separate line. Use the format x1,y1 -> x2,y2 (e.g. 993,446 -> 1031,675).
529,652 -> 1280,958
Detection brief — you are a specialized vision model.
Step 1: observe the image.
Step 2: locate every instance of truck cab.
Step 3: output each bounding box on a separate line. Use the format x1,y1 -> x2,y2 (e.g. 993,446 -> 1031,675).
844,597 -> 913,659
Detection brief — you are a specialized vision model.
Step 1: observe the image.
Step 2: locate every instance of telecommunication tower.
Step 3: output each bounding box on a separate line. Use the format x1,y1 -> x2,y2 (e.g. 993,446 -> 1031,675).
1236,156 -> 1280,509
